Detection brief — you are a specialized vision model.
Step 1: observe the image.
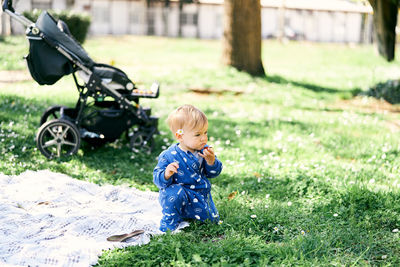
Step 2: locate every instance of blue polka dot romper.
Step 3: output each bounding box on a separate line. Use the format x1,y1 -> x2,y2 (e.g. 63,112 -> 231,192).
153,143 -> 223,232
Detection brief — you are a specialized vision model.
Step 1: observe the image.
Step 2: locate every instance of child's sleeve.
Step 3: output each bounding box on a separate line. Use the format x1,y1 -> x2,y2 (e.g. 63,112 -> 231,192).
153,152 -> 173,189
204,155 -> 223,178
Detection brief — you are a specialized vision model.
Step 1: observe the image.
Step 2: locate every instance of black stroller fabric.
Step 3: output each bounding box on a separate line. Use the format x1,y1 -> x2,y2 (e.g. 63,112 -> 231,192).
35,11 -> 94,67
92,64 -> 133,88
26,11 -> 94,85
26,39 -> 73,85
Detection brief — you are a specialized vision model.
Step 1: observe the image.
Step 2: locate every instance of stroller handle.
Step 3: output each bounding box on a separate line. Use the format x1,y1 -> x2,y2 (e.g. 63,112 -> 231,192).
2,0 -> 33,27
2,0 -> 14,12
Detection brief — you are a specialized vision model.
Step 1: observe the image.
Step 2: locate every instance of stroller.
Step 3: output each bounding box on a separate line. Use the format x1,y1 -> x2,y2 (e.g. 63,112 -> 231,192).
2,0 -> 160,159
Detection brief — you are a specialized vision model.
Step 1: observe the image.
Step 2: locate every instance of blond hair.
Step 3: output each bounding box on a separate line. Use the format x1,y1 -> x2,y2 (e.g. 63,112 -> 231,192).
167,104 -> 208,134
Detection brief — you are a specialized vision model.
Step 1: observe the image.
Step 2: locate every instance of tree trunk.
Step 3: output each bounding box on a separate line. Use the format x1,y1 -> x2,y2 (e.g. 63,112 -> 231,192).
368,0 -> 398,61
223,0 -> 265,76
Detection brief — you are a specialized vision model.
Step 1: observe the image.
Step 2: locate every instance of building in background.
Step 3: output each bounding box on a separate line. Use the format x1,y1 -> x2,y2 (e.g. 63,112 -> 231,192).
1,0 -> 374,44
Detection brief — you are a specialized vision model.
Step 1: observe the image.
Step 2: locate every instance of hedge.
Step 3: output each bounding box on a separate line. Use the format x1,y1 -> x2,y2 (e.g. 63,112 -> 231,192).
23,9 -> 91,44
364,79 -> 400,104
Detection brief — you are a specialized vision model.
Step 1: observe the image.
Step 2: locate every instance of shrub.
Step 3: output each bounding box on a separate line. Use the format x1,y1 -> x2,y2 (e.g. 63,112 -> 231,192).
23,9 -> 91,44
364,79 -> 400,104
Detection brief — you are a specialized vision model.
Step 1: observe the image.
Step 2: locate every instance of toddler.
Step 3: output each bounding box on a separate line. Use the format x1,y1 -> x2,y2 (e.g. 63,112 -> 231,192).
153,104 -> 223,232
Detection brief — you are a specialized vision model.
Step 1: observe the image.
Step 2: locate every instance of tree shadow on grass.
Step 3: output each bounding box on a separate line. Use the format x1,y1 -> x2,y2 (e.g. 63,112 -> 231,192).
71,112 -> 311,188
0,93 -> 157,187
0,94 -> 50,161
265,74 -> 361,95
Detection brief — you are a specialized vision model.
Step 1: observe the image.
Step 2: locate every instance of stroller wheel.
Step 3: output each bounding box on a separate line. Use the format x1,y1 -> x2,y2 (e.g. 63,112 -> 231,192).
130,131 -> 154,154
40,105 -> 65,126
36,119 -> 81,159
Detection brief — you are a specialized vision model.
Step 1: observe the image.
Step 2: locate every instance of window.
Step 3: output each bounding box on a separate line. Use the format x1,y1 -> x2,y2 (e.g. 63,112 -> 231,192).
215,13 -> 222,28
147,8 -> 155,35
93,6 -> 109,23
181,13 -> 198,26
129,10 -> 143,25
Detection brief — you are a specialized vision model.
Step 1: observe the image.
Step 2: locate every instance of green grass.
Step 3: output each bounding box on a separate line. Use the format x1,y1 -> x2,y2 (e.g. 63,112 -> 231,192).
1,35 -> 400,266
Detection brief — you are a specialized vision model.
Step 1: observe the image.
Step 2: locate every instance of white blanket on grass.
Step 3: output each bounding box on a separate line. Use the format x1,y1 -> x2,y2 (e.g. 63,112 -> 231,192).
0,170 -> 184,267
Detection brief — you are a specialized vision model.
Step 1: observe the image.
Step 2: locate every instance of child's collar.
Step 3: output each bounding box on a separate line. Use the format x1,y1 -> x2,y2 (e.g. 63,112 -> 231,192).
177,143 -> 199,154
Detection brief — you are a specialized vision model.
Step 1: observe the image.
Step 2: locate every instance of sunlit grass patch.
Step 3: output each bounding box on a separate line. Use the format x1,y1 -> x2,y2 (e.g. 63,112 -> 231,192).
1,35 -> 400,266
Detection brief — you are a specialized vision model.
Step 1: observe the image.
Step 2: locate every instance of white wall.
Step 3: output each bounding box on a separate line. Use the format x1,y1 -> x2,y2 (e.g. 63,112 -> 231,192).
53,0 -> 67,10
262,7 -> 278,38
346,13 -> 362,43
4,0 -> 372,44
111,1 -> 129,35
332,12 -> 347,42
167,6 -> 179,37
129,2 -> 146,35
153,5 -> 164,36
317,11 -> 334,42
198,4 -> 223,39
83,0 -> 110,35
9,0 -> 31,34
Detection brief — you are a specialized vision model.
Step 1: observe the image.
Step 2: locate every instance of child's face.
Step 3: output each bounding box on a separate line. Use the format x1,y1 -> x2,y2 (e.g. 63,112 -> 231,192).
177,124 -> 208,153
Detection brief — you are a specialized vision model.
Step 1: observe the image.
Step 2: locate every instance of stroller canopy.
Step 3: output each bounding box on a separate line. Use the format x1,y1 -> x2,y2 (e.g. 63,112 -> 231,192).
36,11 -> 94,67
27,11 -> 132,88
26,11 -> 95,85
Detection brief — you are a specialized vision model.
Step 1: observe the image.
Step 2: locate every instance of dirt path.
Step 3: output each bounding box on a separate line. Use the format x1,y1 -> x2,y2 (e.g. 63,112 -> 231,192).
332,96 -> 400,132
333,96 -> 400,114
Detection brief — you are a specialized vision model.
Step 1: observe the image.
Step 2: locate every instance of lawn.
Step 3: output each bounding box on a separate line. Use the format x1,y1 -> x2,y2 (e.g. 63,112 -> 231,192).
1,35 -> 400,266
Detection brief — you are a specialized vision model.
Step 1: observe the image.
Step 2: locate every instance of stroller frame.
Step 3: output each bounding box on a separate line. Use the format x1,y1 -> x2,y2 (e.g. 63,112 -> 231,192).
3,0 -> 160,159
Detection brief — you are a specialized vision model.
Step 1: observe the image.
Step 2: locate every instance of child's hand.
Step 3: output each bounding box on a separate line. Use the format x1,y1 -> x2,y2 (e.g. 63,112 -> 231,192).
164,162 -> 179,180
200,146 -> 215,166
